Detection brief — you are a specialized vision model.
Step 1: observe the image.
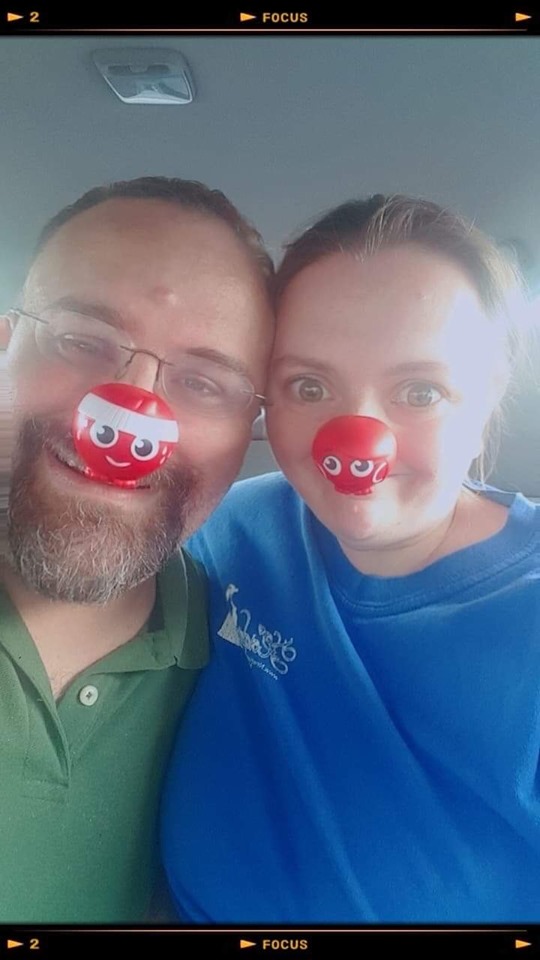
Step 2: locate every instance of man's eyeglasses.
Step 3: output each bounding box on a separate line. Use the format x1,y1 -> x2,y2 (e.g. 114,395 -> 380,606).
8,308 -> 267,419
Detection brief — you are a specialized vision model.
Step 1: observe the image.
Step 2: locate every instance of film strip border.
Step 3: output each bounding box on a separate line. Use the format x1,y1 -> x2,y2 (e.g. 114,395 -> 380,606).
0,358 -> 13,556
0,926 -> 538,958
0,6 -> 537,34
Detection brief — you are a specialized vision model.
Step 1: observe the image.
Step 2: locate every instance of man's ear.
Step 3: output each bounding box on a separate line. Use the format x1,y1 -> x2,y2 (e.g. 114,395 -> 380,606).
0,314 -> 13,350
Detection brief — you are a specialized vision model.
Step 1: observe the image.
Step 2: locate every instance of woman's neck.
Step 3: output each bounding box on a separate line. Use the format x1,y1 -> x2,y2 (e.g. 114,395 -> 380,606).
338,488 -> 509,578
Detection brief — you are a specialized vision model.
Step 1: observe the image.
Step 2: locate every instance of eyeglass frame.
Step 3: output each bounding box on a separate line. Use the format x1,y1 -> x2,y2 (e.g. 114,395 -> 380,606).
7,307 -> 271,416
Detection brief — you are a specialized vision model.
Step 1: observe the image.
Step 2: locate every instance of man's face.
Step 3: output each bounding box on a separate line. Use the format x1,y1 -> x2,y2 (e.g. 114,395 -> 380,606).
6,198 -> 273,603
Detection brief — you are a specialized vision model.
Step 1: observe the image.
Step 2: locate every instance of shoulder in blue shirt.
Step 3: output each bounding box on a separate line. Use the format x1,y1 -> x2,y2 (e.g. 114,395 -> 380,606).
162,473 -> 540,922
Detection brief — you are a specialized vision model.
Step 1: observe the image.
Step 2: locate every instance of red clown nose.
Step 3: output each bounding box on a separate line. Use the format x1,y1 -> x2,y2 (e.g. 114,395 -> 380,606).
73,382 -> 179,488
311,416 -> 397,496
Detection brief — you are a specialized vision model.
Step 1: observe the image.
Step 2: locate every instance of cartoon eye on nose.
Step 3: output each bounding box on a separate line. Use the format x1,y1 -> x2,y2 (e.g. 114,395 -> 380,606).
350,459 -> 374,478
131,437 -> 159,461
322,455 -> 342,476
90,422 -> 118,448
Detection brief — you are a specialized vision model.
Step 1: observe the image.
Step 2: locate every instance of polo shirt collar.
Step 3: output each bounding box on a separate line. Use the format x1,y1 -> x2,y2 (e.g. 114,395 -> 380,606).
99,550 -> 208,674
0,549 -> 208,687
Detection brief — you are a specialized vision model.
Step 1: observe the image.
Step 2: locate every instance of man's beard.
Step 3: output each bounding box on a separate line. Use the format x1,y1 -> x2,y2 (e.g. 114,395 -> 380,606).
6,417 -> 201,605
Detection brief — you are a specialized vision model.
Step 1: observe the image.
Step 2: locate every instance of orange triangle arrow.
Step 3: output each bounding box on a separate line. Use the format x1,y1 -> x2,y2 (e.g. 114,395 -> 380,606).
515,12 -> 532,20
515,941 -> 531,950
240,13 -> 257,22
7,12 -> 24,21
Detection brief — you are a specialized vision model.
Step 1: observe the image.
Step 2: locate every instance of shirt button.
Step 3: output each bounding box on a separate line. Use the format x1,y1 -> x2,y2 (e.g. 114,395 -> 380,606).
78,684 -> 99,706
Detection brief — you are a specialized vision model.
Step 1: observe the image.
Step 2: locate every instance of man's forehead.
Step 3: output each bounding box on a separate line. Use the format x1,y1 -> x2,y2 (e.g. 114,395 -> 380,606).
25,199 -> 263,303
36,197 -> 238,254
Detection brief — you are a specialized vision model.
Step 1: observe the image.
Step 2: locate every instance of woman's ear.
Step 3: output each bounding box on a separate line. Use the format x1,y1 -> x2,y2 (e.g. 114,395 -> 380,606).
485,351 -> 513,413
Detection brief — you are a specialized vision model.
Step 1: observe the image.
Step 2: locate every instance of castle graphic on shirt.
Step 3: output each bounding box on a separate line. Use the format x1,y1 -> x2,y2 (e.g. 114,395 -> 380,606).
217,583 -> 297,678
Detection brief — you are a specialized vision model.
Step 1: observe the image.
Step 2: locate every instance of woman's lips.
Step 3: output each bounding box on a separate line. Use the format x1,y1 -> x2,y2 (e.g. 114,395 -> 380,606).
329,474 -> 407,496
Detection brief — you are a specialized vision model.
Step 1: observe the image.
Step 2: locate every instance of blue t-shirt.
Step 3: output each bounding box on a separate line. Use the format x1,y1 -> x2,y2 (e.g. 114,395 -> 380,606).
161,473 -> 540,923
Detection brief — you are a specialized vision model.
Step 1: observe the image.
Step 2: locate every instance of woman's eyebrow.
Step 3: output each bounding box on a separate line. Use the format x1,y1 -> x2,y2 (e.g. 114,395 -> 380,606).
272,355 -> 333,373
272,356 -> 452,377
383,361 -> 452,377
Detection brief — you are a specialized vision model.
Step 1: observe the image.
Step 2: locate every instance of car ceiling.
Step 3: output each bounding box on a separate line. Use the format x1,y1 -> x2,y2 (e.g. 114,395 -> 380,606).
1,34 -> 539,495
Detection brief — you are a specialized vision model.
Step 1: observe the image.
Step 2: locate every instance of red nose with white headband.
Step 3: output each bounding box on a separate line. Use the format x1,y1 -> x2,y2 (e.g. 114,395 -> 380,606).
73,382 -> 179,488
312,416 -> 397,496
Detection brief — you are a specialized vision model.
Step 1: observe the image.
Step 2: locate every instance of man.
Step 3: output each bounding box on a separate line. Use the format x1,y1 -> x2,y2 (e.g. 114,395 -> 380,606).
0,177 -> 274,922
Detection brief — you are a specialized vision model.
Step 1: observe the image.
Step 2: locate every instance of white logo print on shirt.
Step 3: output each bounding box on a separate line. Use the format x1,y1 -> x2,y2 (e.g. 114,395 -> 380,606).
217,583 -> 297,678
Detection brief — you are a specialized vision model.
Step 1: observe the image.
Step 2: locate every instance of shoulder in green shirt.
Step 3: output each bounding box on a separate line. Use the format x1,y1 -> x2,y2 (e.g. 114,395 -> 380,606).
0,549 -> 208,923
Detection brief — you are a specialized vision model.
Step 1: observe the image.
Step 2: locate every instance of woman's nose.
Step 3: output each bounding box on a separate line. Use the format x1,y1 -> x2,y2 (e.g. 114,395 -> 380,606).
116,351 -> 161,395
346,393 -> 387,423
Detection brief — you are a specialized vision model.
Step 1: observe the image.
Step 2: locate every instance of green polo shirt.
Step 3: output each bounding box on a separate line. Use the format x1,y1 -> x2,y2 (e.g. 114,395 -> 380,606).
0,549 -> 209,923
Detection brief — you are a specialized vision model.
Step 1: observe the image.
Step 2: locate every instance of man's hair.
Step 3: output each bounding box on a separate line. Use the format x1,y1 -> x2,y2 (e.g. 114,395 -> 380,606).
34,176 -> 274,288
274,194 -> 533,486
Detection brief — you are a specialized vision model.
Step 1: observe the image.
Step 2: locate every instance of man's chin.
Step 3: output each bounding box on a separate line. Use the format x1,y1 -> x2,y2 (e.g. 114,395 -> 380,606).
7,461 -> 199,605
7,508 -> 179,605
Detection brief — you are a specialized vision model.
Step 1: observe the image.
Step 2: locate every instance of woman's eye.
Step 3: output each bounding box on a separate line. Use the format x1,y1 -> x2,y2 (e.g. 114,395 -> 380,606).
289,378 -> 330,403
394,382 -> 444,408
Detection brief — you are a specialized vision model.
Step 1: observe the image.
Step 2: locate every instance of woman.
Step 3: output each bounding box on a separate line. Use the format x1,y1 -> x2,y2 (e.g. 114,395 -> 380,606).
161,195 -> 540,922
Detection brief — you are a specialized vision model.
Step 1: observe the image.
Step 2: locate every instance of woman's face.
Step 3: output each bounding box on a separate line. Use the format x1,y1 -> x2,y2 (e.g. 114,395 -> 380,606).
266,244 -> 506,551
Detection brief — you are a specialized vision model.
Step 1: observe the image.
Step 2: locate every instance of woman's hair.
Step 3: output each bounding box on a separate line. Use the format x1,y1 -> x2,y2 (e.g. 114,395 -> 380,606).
274,194 -> 533,487
34,176 -> 275,291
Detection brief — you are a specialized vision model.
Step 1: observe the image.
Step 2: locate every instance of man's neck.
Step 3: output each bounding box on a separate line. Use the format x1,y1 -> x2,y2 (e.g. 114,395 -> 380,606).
0,561 -> 157,699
